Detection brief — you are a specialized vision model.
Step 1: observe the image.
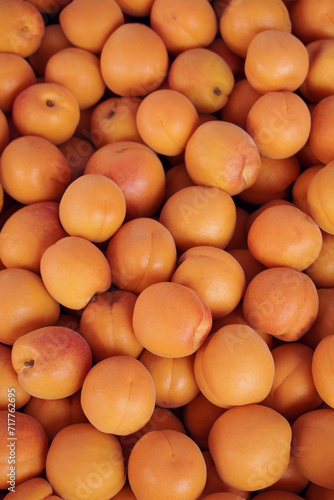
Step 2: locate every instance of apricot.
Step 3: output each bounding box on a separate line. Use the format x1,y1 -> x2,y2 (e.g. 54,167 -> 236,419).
291,408 -> 334,489
246,91 -> 311,159
84,141 -> 166,220
220,79 -> 262,131
245,30 -> 309,94
225,206 -> 250,251
247,204 -> 322,271
171,246 -> 246,319
300,288 -> 334,349
0,344 -> 31,411
106,217 -> 177,295
0,0 -> 45,58
289,0 -> 334,44
164,163 -> 195,200
2,477 -> 53,499
0,268 -> 60,346
12,82 -> 81,146
194,324 -> 274,407
243,267 -> 319,342
291,165 -> 324,215
308,96 -> 334,164
299,40 -> 334,103
57,135 -> 96,182
79,290 -> 143,362
150,0 -> 217,56
128,429 -> 207,499
80,355 -> 156,435
100,23 -> 169,97
59,0 -> 124,54
40,235 -> 112,310
0,53 -> 36,114
207,36 -> 245,81
264,455 -> 309,495
132,281 -> 212,358
184,120 -> 261,196
0,411 -> 48,489
90,96 -> 143,147
0,201 -> 67,273
262,343 -> 322,420
45,422 -> 126,500
311,335 -> 334,409
219,0 -> 292,58
23,391 -> 88,442
168,48 -> 234,114
307,159 -> 334,233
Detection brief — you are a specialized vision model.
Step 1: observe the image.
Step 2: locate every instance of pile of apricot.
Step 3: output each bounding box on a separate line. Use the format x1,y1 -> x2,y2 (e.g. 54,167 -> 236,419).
1,0 -> 334,498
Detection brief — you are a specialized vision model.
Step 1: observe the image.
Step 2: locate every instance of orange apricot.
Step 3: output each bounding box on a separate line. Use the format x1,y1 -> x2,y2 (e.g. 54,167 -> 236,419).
245,29 -> 309,94
247,204 -> 322,271
289,0 -> 334,44
0,0 -> 45,58
307,159 -> 334,233
245,199 -> 295,233
194,324 -> 274,407
209,404 -> 292,492
0,201 -> 68,274
220,78 -> 262,131
150,0 -> 218,56
136,89 -> 200,157
40,235 -> 112,310
168,47 -> 234,114
262,343 -> 322,420
128,429 -> 207,499
291,408 -> 334,489
100,23 -> 169,97
0,110 -> 9,155
159,185 -> 237,252
171,246 -> 246,319
299,39 -> 334,103
59,173 -> 126,243
184,120 -> 261,196
164,163 -> 195,200
45,422 -> 126,500
0,411 -> 49,489
308,96 -> 334,165
228,248 -> 266,285
59,0 -> 124,54
80,355 -> 156,435
84,141 -> 166,220
79,290 -> 143,363
90,96 -> 143,147
0,268 -> 60,346
12,82 -> 80,146
246,91 -> 311,159
106,217 -> 177,295
57,135 -> 96,182
300,289 -> 334,350
23,391 -> 88,443
2,477 -> 53,499
311,335 -> 334,409
291,165 -> 324,215
242,267 -> 319,342
132,281 -> 212,358
0,53 -> 36,114
207,36 -> 245,81
0,344 -> 31,411
219,0 -> 292,58
305,233 -> 334,288
264,455 -> 309,495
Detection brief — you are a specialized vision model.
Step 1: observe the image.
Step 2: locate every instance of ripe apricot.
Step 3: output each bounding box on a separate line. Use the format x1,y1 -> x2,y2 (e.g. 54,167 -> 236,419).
106,217 -> 177,295
0,0 -> 45,58
100,23 -> 169,97
128,429 -> 207,499
90,96 -> 143,147
0,411 -> 48,489
1,477 -> 53,499
291,165 -> 323,215
246,91 -> 311,159
171,246 -> 246,319
299,40 -> 334,103
265,455 -> 309,495
207,36 -> 245,81
247,204 -> 322,271
150,0 -> 217,56
243,267 -> 319,342
23,391 -> 88,443
194,324 -> 274,407
228,248 -> 266,285
45,422 -> 126,500
11,326 -> 93,400
305,233 -> 334,288
312,335 -> 334,408
185,120 -> 261,196
220,78 -> 262,131
291,408 -> 334,489
219,0 -> 292,58
245,30 -> 309,94
59,173 -> 126,243
132,281 -> 212,358
80,355 -> 156,435
289,0 -> 334,44
0,201 -> 67,273
168,48 -> 234,114
262,343 -> 322,420
301,289 -> 334,349
79,290 -> 143,362
308,96 -> 334,164
136,89 -> 200,157
0,268 -> 60,346
84,141 -> 166,220
0,344 -> 31,411
307,159 -> 334,233
12,82 -> 80,146
59,0 -> 124,54
0,53 -> 36,114
40,235 -> 112,310
159,186 -> 236,252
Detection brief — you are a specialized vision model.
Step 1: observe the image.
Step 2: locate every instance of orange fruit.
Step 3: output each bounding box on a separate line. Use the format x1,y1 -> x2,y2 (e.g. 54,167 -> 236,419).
299,39 -> 334,103
307,159 -> 334,233
0,53 -> 36,114
312,335 -> 334,409
0,344 -> 31,411
289,0 -> 334,44
308,96 -> 334,164
0,109 -> 9,155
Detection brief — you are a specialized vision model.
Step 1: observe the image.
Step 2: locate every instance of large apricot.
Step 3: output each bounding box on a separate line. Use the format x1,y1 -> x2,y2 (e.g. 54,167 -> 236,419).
289,0 -> 334,44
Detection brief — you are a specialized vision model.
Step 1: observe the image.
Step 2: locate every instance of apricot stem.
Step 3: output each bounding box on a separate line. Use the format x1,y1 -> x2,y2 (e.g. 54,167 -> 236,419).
46,100 -> 54,107
213,86 -> 222,96
24,359 -> 35,368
